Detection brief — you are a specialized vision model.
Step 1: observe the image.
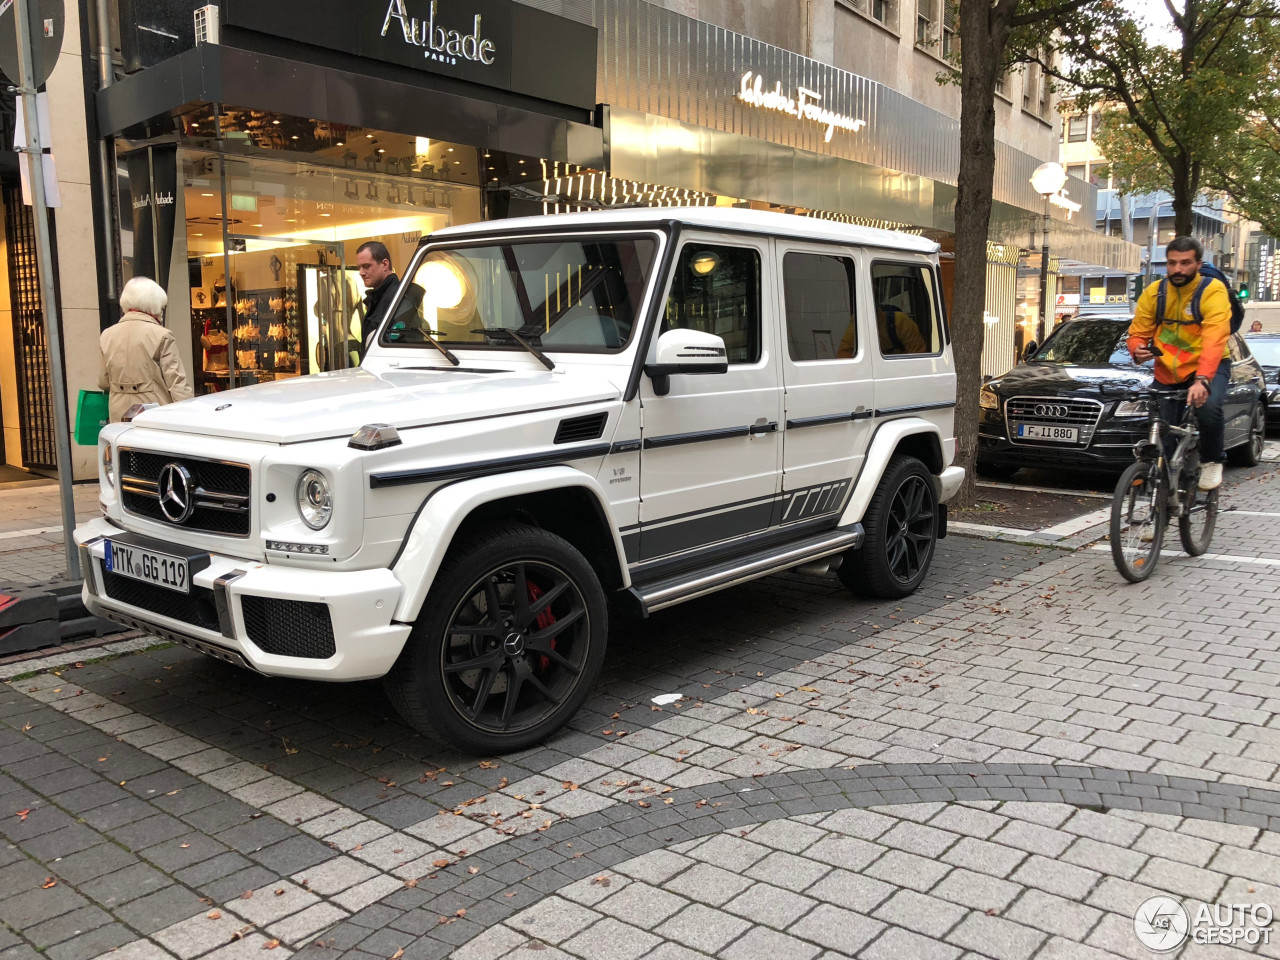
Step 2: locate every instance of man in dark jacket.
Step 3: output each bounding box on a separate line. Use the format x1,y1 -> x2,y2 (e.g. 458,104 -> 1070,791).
357,241 -> 422,358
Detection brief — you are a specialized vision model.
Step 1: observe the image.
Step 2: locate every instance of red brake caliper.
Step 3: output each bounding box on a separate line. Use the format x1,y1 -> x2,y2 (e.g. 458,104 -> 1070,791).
526,580 -> 557,671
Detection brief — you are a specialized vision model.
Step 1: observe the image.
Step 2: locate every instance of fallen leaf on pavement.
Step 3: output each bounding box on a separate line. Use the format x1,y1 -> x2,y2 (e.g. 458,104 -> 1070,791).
403,878 -> 420,888
207,911 -> 222,920
432,859 -> 452,868
273,889 -> 284,896
241,890 -> 254,899
41,878 -> 57,889
390,949 -> 404,960
16,809 -> 29,821
180,843 -> 190,849
262,941 -> 280,950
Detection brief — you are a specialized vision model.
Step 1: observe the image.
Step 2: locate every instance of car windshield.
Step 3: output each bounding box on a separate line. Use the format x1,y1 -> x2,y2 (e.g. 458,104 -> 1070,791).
1246,337 -> 1280,369
1032,320 -> 1133,366
381,234 -> 659,354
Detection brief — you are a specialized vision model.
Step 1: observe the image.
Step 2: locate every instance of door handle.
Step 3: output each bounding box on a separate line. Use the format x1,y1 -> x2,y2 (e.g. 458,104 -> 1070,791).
750,421 -> 779,435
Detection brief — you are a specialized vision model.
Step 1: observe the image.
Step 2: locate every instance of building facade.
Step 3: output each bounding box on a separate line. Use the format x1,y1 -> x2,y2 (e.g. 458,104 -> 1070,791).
1,0 -> 1139,481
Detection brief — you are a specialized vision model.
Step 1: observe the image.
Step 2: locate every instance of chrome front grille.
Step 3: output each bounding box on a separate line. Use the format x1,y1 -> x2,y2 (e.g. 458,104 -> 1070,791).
120,449 -> 251,537
1005,396 -> 1104,446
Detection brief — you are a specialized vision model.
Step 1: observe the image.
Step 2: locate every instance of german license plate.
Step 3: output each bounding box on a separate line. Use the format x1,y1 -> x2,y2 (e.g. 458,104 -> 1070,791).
1016,423 -> 1079,443
104,539 -> 190,594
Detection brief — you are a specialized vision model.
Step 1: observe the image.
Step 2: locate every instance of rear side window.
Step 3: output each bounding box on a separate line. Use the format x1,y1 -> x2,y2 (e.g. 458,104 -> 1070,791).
664,244 -> 761,364
871,262 -> 941,356
783,252 -> 857,361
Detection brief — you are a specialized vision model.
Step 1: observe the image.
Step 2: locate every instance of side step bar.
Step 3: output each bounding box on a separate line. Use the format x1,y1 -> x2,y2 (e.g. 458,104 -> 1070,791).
628,524 -> 864,616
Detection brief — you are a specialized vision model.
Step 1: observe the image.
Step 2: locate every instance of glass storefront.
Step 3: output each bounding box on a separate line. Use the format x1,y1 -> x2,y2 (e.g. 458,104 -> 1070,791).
118,111 -> 491,392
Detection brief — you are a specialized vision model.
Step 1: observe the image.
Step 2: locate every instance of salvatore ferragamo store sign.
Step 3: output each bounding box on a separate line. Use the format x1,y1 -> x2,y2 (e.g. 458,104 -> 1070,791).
219,0 -> 596,109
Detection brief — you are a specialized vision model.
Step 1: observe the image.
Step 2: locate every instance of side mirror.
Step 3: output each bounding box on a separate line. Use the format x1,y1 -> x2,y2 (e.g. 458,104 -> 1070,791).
1022,341 -> 1039,362
644,329 -> 729,396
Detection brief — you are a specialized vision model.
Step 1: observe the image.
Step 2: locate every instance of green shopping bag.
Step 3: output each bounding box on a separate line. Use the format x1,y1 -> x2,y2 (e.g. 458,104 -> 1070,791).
74,389 -> 109,445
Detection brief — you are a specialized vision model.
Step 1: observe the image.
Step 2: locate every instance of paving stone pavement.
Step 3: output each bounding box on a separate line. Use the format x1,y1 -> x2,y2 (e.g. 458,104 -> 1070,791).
1,467 -> 1279,960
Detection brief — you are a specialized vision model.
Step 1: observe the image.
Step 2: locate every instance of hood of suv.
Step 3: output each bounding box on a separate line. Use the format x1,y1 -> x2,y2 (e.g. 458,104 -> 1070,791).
130,367 -> 621,443
988,362 -> 1152,400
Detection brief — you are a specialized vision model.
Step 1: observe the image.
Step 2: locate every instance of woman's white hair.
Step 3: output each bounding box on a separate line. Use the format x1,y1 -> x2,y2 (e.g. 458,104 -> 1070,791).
119,276 -> 169,317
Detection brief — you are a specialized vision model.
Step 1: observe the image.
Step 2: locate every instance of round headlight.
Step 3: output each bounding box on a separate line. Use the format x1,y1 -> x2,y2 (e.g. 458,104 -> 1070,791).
296,469 -> 332,530
102,442 -> 114,486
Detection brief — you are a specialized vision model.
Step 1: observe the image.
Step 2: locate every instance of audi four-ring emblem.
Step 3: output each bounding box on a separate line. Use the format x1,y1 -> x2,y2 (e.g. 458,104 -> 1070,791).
1034,403 -> 1070,418
157,462 -> 195,524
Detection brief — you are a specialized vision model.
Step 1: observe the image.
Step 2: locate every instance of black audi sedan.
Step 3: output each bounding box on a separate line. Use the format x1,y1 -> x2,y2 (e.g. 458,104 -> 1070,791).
977,316 -> 1268,478
1243,332 -> 1280,431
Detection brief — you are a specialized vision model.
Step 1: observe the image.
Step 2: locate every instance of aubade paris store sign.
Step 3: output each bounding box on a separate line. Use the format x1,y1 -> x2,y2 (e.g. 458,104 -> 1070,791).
219,0 -> 597,108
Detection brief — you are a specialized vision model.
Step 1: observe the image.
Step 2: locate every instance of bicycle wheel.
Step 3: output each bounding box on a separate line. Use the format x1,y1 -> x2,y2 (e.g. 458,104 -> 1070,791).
1179,481 -> 1219,556
1111,461 -> 1166,582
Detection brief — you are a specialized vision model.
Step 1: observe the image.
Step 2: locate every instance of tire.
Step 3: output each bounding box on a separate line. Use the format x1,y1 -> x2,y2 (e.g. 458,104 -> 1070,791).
976,461 -> 1020,480
1179,480 -> 1219,556
384,522 -> 608,754
1227,402 -> 1265,467
1110,461 -> 1165,583
838,455 -> 938,599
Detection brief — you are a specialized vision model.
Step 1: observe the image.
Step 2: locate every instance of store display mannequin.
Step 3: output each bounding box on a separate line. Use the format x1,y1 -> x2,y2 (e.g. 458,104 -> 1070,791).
201,317 -> 229,372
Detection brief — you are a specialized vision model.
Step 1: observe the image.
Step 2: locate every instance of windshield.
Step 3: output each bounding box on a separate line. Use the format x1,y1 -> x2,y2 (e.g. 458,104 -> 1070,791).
1246,337 -> 1280,368
382,234 -> 659,354
1032,320 -> 1134,366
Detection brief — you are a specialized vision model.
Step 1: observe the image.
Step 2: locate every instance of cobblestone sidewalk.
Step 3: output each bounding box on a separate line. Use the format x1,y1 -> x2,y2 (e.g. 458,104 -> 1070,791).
2,469 -> 1279,960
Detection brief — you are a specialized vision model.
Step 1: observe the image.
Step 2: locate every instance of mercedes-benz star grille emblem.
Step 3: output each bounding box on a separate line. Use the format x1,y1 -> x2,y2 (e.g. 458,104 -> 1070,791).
157,462 -> 195,524
1034,403 -> 1070,418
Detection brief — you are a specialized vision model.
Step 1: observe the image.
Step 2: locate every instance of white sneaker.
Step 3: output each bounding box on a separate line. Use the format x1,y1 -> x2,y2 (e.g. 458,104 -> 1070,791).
1199,462 -> 1223,491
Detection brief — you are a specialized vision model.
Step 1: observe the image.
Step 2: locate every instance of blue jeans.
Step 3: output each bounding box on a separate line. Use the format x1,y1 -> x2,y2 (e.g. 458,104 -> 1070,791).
1154,358 -> 1230,463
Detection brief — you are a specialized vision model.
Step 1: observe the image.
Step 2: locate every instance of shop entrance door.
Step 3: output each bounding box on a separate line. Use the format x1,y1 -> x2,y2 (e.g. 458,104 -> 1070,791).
198,240 -> 358,393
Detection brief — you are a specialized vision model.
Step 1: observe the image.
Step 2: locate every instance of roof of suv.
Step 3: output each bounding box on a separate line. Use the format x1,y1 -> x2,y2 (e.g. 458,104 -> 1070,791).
430,206 -> 941,255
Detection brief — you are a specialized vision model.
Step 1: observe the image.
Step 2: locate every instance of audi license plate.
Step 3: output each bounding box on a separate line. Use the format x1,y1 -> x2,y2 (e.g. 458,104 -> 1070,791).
1016,423 -> 1079,443
104,539 -> 190,594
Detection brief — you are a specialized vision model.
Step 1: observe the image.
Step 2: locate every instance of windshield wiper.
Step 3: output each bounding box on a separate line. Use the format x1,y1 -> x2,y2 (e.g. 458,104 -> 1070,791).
471,327 -> 555,371
420,328 -> 461,366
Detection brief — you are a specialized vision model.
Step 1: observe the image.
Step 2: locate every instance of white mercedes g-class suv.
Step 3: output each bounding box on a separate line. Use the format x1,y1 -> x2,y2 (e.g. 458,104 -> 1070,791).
76,208 -> 962,753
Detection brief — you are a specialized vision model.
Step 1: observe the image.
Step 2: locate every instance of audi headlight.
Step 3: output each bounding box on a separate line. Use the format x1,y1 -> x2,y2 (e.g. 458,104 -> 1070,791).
979,387 -> 999,410
1114,399 -> 1149,418
296,469 -> 333,530
101,441 -> 114,487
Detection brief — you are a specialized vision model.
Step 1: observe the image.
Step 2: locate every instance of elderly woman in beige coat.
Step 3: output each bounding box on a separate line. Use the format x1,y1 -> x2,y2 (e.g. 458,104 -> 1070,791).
99,277 -> 193,422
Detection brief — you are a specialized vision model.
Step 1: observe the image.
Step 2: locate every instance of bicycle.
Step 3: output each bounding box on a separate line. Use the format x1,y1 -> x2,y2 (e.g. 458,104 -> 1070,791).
1110,384 -> 1220,582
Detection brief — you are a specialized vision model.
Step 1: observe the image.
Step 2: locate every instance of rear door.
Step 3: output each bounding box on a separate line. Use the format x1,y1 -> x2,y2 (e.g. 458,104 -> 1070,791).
867,257 -> 954,422
775,243 -> 874,527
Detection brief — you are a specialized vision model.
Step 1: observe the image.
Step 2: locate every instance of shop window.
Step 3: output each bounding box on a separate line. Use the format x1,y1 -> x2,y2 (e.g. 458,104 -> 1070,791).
1067,114 -> 1087,142
783,253 -> 857,362
664,245 -> 761,365
871,262 -> 940,356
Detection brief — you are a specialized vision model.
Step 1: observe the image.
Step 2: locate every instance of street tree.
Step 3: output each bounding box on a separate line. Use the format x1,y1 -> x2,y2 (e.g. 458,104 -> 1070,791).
949,0 -> 1091,504
1046,0 -> 1277,238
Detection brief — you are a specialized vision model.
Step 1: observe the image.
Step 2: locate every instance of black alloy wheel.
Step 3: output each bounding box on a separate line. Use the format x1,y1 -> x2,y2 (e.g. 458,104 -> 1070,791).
839,455 -> 938,599
385,523 -> 608,754
1228,403 -> 1266,467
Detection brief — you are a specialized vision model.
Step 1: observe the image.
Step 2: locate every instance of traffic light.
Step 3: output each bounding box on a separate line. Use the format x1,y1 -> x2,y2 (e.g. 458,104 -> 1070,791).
1130,274 -> 1145,301
1238,283 -> 1250,301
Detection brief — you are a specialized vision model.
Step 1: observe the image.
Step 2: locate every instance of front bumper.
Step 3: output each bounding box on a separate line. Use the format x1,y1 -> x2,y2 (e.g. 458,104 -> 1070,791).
977,413 -> 1143,471
74,518 -> 412,681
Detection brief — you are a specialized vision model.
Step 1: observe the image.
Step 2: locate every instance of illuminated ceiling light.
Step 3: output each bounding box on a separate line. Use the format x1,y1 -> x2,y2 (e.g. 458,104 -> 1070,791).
272,119 -> 280,125
201,192 -> 214,197
290,135 -> 299,141
366,133 -> 375,139
690,251 -> 721,276
453,160 -> 461,165
421,258 -> 468,309
336,141 -> 344,146
377,148 -> 386,154
447,147 -> 455,152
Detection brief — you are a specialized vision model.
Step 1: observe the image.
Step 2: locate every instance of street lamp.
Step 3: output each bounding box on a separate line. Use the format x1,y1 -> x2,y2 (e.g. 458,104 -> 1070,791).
1030,161 -> 1068,344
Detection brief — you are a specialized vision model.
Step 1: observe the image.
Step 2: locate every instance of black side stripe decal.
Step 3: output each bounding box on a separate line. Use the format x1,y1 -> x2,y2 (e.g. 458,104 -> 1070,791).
786,412 -> 873,429
643,426 -> 751,449
370,444 -> 612,488
875,401 -> 957,416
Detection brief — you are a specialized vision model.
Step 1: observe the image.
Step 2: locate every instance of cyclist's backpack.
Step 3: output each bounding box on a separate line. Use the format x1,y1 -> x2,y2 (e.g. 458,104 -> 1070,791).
1154,262 -> 1245,333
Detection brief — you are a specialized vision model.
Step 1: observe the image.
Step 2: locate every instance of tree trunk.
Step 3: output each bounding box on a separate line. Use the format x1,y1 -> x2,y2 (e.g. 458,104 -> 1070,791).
1169,155 -> 1195,237
951,1 -> 1007,506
